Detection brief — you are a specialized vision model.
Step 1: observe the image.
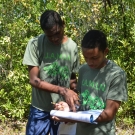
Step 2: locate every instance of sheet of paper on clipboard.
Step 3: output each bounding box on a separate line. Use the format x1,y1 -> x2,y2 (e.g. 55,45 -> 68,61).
50,110 -> 103,123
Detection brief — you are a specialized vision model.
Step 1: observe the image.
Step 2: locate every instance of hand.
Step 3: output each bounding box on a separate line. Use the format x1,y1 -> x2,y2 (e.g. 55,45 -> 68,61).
59,87 -> 80,112
52,101 -> 79,123
70,79 -> 77,90
54,101 -> 70,112
51,116 -> 76,123
51,116 -> 66,122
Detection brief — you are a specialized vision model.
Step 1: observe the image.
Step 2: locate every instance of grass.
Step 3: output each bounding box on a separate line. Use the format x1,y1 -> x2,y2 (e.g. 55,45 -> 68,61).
0,120 -> 134,135
0,120 -> 26,135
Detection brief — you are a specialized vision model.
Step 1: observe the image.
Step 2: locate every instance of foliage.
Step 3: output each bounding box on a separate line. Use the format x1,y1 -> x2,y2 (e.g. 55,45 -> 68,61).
0,0 -> 44,121
0,0 -> 135,127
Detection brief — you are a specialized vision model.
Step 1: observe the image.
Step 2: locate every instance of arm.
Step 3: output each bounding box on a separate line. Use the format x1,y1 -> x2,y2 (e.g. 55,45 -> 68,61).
28,66 -> 79,112
28,66 -> 60,93
52,99 -> 121,123
95,99 -> 121,123
95,72 -> 127,123
70,73 -> 77,91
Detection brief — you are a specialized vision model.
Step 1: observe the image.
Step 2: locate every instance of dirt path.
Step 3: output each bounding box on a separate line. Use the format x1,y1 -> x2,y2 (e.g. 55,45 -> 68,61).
0,121 -> 134,135
0,121 -> 26,135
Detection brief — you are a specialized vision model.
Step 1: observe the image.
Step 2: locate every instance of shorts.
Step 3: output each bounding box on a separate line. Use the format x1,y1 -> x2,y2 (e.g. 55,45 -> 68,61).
26,105 -> 60,135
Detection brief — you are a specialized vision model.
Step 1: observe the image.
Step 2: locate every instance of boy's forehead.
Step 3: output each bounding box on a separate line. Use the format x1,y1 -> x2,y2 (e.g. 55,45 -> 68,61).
82,47 -> 102,56
45,25 -> 61,35
49,25 -> 59,31
45,25 -> 60,33
82,47 -> 100,52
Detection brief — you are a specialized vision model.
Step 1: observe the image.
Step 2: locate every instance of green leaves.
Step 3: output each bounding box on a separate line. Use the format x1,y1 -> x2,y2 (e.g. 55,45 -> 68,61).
0,0 -> 135,126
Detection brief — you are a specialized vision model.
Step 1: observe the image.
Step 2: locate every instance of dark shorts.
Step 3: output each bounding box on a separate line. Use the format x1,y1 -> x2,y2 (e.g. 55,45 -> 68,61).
26,106 -> 60,135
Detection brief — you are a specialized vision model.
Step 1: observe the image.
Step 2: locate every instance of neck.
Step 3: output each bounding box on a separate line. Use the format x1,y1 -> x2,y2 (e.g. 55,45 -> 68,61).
62,36 -> 68,43
104,59 -> 109,65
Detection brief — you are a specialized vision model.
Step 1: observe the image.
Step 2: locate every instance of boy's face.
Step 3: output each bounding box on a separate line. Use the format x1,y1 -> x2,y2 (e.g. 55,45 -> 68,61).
82,47 -> 108,69
44,25 -> 64,45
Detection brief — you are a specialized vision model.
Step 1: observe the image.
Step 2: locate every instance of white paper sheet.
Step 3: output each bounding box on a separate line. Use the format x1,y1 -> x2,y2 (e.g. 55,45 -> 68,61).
57,122 -> 77,135
50,110 -> 102,123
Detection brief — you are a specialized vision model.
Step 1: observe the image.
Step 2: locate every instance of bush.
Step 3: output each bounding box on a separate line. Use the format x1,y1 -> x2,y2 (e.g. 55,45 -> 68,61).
0,0 -> 134,126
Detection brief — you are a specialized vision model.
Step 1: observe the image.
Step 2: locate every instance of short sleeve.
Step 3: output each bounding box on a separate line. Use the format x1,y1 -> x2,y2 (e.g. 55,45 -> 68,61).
23,38 -> 39,66
107,71 -> 128,102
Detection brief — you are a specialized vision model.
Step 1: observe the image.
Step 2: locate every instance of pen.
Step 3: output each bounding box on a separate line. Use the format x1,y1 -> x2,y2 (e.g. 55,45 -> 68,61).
51,102 -> 56,105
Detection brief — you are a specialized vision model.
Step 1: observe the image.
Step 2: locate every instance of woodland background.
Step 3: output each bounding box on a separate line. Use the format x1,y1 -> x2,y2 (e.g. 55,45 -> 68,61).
0,0 -> 135,134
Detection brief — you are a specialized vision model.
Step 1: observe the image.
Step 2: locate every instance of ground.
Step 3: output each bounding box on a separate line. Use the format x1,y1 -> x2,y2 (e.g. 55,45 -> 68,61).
0,120 -> 134,135
0,121 -> 26,135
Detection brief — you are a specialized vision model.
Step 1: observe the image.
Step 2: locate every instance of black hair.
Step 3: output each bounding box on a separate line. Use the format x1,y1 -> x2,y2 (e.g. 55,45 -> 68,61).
81,30 -> 108,52
40,10 -> 64,31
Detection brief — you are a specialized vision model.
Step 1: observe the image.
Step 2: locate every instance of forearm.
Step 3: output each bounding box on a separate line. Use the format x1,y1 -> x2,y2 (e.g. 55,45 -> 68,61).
28,66 -> 67,94
95,100 -> 121,123
95,110 -> 114,123
29,75 -> 67,95
28,66 -> 79,112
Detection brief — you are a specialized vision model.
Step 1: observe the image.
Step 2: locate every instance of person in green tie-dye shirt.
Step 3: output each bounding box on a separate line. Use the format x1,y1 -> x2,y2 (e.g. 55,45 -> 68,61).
52,30 -> 128,135
23,10 -> 80,135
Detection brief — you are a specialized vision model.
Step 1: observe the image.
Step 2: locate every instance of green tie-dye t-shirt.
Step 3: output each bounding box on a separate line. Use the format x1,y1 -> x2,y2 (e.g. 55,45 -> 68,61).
23,34 -> 79,111
76,61 -> 127,135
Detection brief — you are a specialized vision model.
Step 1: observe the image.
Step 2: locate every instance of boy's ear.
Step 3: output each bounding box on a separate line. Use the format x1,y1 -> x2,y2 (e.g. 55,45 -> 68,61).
104,48 -> 109,55
62,20 -> 65,27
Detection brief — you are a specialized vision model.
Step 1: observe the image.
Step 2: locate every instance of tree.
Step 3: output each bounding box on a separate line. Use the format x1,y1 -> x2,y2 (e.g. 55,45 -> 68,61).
0,0 -> 134,126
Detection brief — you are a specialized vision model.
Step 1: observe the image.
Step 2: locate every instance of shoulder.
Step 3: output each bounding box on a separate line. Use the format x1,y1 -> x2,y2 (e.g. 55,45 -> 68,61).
106,60 -> 126,80
27,35 -> 38,47
109,60 -> 126,74
37,33 -> 46,42
27,34 -> 46,48
66,38 -> 78,48
68,38 -> 77,44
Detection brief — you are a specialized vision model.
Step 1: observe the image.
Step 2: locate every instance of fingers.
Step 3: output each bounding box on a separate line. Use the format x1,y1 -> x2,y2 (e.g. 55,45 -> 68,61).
54,103 -> 64,111
51,116 -> 61,122
68,98 -> 75,112
70,104 -> 76,112
66,90 -> 79,112
73,93 -> 80,106
53,101 -> 70,112
74,100 -> 80,106
70,97 -> 80,112
63,89 -> 80,112
51,116 -> 70,122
